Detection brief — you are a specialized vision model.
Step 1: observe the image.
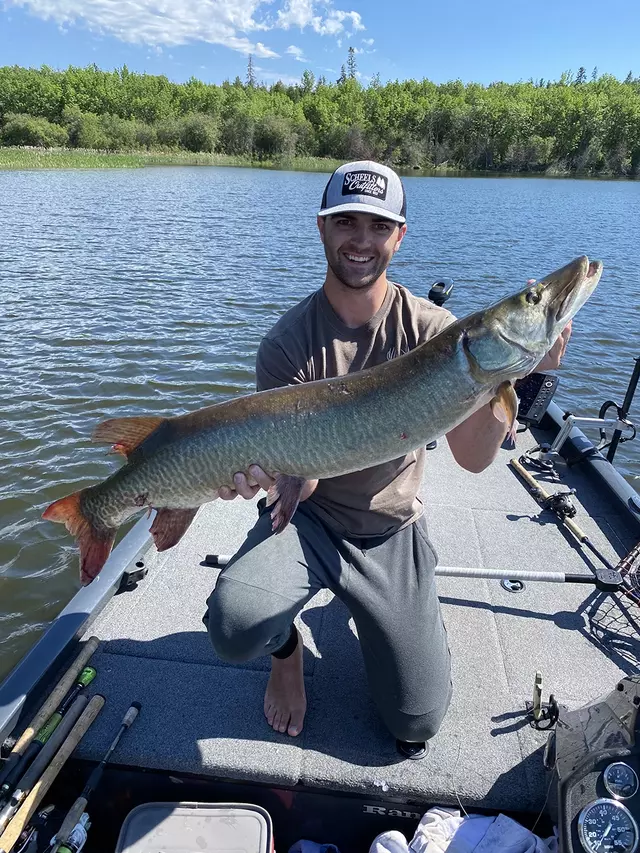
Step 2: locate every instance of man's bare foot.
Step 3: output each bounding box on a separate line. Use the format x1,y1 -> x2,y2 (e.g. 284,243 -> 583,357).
264,629 -> 306,737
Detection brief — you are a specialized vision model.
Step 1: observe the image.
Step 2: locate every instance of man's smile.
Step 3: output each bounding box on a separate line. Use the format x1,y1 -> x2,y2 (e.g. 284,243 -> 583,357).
343,252 -> 375,264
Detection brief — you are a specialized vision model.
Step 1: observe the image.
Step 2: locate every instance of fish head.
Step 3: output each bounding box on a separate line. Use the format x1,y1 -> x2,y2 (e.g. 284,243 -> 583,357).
462,256 -> 602,383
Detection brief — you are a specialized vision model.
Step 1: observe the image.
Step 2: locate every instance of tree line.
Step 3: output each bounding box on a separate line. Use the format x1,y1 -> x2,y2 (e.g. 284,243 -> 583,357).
1,62 -> 639,175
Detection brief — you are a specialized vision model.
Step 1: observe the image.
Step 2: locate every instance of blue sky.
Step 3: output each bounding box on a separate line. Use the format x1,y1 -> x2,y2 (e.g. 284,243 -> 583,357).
0,0 -> 637,87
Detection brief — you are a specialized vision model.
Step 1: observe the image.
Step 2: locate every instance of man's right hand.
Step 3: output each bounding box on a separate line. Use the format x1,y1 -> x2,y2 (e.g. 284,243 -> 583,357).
217,467 -> 318,503
217,465 -> 275,500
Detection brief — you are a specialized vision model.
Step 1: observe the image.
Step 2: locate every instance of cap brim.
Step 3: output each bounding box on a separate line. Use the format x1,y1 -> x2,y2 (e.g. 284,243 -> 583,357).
318,202 -> 405,224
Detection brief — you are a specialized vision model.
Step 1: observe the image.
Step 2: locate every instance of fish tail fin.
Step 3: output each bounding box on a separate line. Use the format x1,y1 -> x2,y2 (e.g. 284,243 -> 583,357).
43,491 -> 116,585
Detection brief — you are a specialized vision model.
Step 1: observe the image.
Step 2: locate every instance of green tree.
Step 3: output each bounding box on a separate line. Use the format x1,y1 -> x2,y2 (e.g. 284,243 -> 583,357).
347,47 -> 357,80
2,113 -> 68,147
575,67 -> 587,85
180,113 -> 219,152
254,114 -> 296,157
246,55 -> 256,88
300,69 -> 315,95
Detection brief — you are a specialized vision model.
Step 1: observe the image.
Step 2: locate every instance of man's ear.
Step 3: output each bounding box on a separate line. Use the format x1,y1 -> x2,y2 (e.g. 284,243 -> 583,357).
393,223 -> 407,254
317,215 -> 325,243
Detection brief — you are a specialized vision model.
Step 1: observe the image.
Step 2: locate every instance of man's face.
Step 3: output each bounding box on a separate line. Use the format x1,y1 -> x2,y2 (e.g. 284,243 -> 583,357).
317,212 -> 406,290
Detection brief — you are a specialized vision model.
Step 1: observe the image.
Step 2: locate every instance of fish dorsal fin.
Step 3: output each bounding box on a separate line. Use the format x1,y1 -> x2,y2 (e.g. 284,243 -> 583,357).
92,416 -> 165,457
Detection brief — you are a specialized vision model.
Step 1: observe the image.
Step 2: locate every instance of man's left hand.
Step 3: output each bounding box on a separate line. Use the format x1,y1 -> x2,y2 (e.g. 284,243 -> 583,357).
534,320 -> 572,373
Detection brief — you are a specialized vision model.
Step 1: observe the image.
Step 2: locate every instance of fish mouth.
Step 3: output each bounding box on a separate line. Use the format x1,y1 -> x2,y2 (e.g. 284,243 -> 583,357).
542,256 -> 603,326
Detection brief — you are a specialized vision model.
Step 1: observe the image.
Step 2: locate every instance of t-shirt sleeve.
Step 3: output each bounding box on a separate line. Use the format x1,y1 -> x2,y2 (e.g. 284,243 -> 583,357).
417,306 -> 457,345
255,336 -> 305,392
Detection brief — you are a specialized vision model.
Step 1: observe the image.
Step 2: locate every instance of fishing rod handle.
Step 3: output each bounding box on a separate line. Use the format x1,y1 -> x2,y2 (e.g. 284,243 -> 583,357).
54,797 -> 88,850
15,696 -> 89,797
102,702 -> 142,763
510,458 -> 552,500
0,695 -> 104,853
510,458 -> 590,541
562,513 -> 589,542
0,638 -> 99,772
57,701 -> 141,848
0,696 -> 89,812
123,702 -> 141,728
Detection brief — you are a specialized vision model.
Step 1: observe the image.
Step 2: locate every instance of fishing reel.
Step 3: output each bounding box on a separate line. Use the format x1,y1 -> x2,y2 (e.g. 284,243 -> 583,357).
538,489 -> 577,521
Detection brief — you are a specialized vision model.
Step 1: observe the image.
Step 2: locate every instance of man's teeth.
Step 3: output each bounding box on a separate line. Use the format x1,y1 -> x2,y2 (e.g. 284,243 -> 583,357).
345,253 -> 373,263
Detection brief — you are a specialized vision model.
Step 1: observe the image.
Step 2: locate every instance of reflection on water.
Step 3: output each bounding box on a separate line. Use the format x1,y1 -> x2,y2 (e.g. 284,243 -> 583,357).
0,166 -> 638,680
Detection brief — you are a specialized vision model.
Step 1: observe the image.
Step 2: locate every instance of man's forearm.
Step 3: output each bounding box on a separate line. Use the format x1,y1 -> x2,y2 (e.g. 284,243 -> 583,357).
445,403 -> 508,474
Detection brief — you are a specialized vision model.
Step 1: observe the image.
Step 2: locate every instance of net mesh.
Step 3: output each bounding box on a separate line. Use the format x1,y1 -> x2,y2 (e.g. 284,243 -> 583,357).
619,539 -> 640,605
585,540 -> 640,672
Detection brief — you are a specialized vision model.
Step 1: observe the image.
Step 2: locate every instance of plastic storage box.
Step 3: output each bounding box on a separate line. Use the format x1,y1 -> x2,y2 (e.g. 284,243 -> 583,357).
115,802 -> 274,853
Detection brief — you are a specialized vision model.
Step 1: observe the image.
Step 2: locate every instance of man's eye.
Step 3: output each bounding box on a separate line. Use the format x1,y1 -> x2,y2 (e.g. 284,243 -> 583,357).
374,223 -> 390,232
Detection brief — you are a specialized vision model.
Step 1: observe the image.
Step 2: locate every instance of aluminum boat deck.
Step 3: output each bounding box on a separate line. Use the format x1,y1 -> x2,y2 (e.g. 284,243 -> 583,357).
59,422 -> 640,816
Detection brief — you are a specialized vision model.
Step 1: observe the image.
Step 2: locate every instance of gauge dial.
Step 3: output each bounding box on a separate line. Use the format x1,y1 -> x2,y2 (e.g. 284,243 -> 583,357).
605,764 -> 640,800
578,799 -> 638,853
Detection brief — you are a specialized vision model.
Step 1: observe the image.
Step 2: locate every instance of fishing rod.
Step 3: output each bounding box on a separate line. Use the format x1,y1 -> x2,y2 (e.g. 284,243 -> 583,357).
0,697 -> 89,834
51,702 -> 141,853
0,695 -> 105,853
510,457 -> 640,604
0,669 -> 96,810
0,639 -> 99,786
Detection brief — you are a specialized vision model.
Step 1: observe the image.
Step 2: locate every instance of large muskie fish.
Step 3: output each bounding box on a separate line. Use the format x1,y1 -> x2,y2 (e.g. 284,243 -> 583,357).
44,256 -> 602,584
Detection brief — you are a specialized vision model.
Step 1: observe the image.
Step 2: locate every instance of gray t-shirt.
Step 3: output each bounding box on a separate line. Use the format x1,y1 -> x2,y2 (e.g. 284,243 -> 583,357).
256,282 -> 456,538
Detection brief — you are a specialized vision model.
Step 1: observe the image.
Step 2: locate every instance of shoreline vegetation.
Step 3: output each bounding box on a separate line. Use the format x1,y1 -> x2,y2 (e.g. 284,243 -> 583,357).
1,63 -> 639,177
0,147 -> 345,172
1,147 -> 637,179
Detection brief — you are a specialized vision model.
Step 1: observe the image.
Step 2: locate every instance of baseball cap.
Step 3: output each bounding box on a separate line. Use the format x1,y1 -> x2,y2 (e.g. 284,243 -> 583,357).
318,160 -> 407,224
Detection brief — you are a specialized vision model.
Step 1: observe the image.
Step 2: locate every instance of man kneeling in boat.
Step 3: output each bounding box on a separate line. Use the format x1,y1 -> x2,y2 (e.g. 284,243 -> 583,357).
202,161 -> 570,760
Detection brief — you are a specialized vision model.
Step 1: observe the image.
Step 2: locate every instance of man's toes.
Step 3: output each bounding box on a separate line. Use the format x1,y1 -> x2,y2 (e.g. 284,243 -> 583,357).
265,704 -> 276,727
277,712 -> 290,734
288,710 -> 304,737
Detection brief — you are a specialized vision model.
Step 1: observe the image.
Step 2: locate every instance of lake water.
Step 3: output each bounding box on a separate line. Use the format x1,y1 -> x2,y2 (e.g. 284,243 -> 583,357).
1,166 -> 639,682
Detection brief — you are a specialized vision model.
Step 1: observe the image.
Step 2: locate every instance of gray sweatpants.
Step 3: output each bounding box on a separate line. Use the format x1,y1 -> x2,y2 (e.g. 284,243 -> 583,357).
203,499 -> 453,743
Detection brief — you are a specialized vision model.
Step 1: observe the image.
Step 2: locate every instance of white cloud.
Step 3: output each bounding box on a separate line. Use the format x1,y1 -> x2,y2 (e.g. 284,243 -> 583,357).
7,0 -> 366,60
362,37 -> 374,45
6,0 -> 283,56
286,44 -> 307,62
277,0 -> 364,36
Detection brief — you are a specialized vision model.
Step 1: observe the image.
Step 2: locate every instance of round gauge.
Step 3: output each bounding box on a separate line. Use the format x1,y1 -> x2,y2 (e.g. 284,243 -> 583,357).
578,799 -> 639,853
605,764 -> 640,800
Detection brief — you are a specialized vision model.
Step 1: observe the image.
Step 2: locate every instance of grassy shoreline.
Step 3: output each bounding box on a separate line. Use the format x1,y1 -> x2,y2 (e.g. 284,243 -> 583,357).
0,147 -> 636,180
0,147 -> 345,172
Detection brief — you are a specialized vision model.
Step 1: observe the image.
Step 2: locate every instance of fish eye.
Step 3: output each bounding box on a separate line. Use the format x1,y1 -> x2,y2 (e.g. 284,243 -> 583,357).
526,289 -> 541,305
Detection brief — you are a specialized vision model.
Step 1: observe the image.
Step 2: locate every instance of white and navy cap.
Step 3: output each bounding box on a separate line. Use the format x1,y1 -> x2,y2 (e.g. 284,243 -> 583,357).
318,160 -> 407,224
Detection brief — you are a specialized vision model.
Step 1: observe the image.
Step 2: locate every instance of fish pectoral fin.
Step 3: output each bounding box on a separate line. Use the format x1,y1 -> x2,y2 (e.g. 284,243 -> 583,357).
92,416 -> 166,457
267,475 -> 307,534
490,380 -> 519,447
150,507 -> 198,552
42,491 -> 116,586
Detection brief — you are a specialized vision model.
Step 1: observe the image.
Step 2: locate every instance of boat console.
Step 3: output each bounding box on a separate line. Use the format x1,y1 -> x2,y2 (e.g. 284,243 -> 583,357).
547,675 -> 640,853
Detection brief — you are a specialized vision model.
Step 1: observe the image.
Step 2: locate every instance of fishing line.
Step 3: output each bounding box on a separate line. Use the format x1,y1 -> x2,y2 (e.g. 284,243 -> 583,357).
451,737 -> 469,819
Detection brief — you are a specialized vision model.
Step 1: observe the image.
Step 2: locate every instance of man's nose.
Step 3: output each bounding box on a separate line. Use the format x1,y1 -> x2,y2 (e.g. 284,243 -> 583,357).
349,223 -> 370,249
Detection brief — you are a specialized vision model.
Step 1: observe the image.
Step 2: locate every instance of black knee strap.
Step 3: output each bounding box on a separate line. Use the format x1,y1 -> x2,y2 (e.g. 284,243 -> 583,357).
272,624 -> 298,659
